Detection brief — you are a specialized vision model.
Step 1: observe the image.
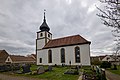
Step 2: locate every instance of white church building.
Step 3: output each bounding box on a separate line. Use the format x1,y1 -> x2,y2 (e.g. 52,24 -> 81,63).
36,12 -> 91,66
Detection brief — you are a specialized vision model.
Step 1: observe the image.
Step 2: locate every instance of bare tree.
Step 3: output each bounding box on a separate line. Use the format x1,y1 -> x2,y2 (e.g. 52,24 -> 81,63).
97,0 -> 120,65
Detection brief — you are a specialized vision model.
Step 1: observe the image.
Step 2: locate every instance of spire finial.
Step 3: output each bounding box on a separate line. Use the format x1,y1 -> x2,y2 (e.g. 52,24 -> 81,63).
44,9 -> 46,21
40,9 -> 50,32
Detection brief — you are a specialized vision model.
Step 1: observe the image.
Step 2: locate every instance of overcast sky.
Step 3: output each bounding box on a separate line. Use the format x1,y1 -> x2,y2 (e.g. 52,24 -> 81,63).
0,0 -> 116,56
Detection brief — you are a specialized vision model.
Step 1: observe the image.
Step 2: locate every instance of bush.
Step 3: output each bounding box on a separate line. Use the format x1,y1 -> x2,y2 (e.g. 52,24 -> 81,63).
100,61 -> 111,69
91,60 -> 101,65
112,64 -> 117,70
0,65 -> 11,72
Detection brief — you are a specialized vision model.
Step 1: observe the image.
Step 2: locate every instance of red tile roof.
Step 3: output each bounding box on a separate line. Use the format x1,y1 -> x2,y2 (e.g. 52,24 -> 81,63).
43,35 -> 91,49
0,50 -> 9,64
31,54 -> 36,59
10,55 -> 35,62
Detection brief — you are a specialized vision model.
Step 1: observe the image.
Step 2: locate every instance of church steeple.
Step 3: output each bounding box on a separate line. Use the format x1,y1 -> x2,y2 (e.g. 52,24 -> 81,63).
40,10 -> 50,32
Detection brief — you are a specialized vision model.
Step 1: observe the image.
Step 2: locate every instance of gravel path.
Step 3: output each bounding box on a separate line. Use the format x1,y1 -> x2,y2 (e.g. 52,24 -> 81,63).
0,73 -> 44,80
106,70 -> 120,80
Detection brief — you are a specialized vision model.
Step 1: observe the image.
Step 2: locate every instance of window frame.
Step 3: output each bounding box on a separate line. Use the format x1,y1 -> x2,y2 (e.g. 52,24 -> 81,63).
39,58 -> 42,63
75,46 -> 80,63
40,33 -> 43,37
61,48 -> 65,63
48,50 -> 52,63
48,34 -> 50,37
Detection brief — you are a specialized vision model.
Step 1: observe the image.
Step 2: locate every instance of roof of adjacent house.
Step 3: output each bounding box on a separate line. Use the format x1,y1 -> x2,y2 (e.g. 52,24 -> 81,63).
9,55 -> 35,62
0,50 -> 9,64
43,35 -> 91,49
99,56 -> 106,60
31,54 -> 36,59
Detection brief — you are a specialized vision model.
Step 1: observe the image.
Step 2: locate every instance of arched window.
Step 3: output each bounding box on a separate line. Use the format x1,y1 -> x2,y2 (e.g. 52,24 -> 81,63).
40,33 -> 43,37
48,34 -> 50,37
61,48 -> 65,63
39,58 -> 42,63
75,46 -> 80,63
48,50 -> 52,63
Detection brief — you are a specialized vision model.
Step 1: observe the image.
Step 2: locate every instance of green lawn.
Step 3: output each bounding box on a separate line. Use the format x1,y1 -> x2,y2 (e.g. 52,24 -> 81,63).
108,65 -> 120,75
15,65 -> 79,80
0,65 -> 93,80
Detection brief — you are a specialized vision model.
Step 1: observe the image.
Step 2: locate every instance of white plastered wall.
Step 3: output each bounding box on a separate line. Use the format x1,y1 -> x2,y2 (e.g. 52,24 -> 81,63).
37,39 -> 45,50
37,44 -> 91,66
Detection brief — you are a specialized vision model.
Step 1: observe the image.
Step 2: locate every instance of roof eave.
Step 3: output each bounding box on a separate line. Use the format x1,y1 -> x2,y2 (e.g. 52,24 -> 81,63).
43,42 -> 91,49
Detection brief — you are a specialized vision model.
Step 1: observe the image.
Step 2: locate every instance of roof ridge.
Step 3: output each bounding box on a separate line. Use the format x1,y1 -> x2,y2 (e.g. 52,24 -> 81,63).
51,34 -> 80,41
0,50 -> 5,52
10,55 -> 25,57
0,50 -> 4,51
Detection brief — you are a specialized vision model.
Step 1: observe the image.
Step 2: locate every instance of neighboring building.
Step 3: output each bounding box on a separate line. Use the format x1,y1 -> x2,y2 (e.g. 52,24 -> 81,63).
27,54 -> 36,60
98,56 -> 106,61
102,55 -> 114,62
0,50 -> 9,65
91,56 -> 99,62
5,55 -> 35,65
36,12 -> 91,66
90,56 -> 102,65
102,55 -> 120,65
91,55 -> 120,65
91,55 -> 109,63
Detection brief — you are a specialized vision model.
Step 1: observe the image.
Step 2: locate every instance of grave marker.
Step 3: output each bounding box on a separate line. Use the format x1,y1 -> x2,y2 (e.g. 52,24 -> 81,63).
37,66 -> 45,74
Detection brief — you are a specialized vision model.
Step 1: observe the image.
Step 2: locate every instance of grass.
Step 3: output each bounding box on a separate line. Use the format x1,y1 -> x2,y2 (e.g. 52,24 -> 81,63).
13,65 -> 79,80
81,66 -> 94,75
0,65 -> 93,80
108,65 -> 120,75
81,66 -> 91,70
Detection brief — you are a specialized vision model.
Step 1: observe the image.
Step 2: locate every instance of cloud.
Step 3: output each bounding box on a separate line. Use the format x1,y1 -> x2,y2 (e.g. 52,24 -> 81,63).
0,0 -> 116,56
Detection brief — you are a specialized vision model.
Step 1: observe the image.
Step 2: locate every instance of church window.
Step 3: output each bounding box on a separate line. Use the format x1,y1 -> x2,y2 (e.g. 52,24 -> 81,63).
75,46 -> 80,63
61,48 -> 65,63
40,33 -> 43,37
48,50 -> 52,63
39,58 -> 42,63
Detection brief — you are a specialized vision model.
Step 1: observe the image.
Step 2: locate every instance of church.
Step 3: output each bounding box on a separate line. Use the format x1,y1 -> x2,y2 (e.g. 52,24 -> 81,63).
36,12 -> 91,66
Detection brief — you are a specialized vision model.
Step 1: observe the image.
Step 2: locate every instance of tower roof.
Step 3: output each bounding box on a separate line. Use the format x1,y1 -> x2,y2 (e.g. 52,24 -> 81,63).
40,10 -> 50,32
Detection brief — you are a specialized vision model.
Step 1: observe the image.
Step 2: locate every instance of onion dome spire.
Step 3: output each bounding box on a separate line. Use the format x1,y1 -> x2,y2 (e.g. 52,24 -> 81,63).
40,10 -> 50,32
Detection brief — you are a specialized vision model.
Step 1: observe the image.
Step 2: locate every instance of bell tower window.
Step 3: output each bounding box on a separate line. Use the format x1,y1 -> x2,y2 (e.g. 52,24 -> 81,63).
40,33 -> 43,37
48,34 -> 50,37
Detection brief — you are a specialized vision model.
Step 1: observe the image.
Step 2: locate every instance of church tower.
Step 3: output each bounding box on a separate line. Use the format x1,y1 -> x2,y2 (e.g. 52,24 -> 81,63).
36,11 -> 52,50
